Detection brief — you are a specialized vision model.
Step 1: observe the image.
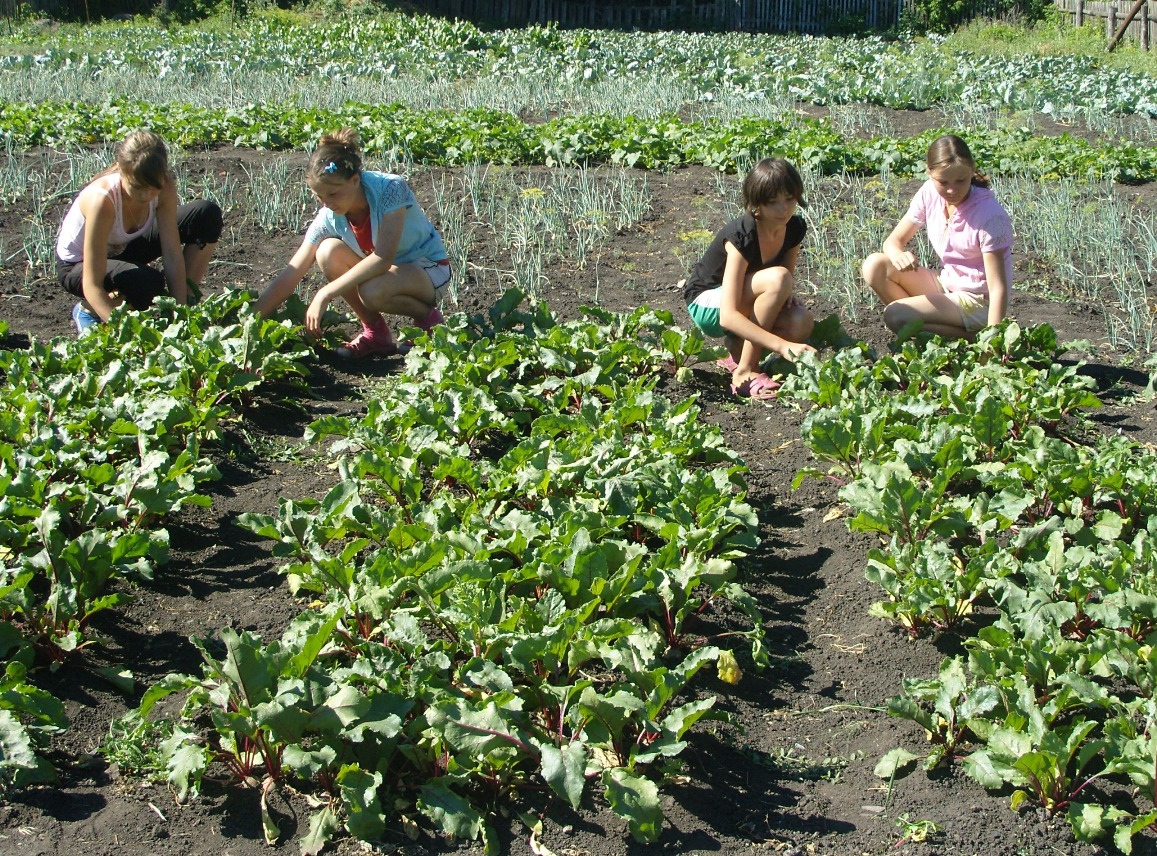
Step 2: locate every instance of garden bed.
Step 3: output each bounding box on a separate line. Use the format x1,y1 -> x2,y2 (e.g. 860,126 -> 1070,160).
1,147 -> 1154,856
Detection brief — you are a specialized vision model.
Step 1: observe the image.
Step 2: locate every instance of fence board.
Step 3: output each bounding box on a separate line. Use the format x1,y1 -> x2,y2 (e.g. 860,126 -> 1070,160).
414,0 -> 908,33
1054,0 -> 1157,47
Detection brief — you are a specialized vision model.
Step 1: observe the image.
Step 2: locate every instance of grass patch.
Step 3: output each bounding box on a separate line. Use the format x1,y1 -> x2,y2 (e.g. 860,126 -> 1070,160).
945,16 -> 1157,74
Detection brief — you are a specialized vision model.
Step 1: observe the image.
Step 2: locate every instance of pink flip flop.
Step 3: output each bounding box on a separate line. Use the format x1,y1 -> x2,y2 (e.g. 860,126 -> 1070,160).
731,373 -> 780,401
716,354 -> 739,372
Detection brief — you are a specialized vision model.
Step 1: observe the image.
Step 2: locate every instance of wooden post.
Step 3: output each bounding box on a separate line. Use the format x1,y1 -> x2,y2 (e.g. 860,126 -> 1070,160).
1075,0 -> 1083,27
1109,0 -> 1147,50
1144,2 -> 1151,50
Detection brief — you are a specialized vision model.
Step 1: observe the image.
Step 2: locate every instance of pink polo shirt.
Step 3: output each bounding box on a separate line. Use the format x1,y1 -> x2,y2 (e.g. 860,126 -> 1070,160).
907,180 -> 1013,296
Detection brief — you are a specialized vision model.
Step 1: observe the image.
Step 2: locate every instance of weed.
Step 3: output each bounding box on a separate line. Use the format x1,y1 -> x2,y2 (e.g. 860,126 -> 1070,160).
828,103 -> 894,138
429,173 -> 474,305
675,228 -> 713,278
457,165 -> 650,301
100,711 -> 174,780
231,428 -> 308,464
999,174 -> 1156,351
893,812 -> 942,846
748,745 -> 859,783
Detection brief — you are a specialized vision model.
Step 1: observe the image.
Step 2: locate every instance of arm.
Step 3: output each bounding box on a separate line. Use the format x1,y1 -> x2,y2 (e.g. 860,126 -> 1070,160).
882,215 -> 922,272
156,174 -> 188,304
77,188 -> 117,322
983,249 -> 1010,326
305,207 -> 406,335
255,237 -> 318,318
717,243 -> 813,361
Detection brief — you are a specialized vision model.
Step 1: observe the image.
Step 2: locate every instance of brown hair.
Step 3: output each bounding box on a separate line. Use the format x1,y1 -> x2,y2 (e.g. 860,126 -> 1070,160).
926,134 -> 991,189
115,130 -> 169,190
308,128 -> 363,182
742,157 -> 807,218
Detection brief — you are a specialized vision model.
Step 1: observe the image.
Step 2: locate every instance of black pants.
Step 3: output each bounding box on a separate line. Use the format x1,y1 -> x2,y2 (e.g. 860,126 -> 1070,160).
58,199 -> 223,310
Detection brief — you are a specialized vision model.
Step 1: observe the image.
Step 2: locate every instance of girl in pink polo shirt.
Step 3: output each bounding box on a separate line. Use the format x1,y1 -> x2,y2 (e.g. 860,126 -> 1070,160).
861,135 -> 1012,339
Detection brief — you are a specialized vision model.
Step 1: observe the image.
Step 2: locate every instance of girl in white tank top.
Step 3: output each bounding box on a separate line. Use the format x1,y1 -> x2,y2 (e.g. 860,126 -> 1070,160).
55,129 -> 220,333
56,172 -> 159,264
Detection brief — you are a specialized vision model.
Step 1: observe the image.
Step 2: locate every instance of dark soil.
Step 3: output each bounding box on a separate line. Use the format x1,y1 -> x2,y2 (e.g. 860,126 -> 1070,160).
1,142 -> 1155,856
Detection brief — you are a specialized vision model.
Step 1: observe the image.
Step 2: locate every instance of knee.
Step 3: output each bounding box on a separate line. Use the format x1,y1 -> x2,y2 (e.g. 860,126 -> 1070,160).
753,266 -> 793,297
776,303 -> 814,342
186,199 -> 223,245
314,239 -> 350,280
201,201 -> 223,243
882,301 -> 911,333
792,308 -> 815,342
861,252 -> 889,286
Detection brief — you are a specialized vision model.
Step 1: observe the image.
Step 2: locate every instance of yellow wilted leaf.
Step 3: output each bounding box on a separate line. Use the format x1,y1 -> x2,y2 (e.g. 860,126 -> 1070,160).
717,649 -> 742,685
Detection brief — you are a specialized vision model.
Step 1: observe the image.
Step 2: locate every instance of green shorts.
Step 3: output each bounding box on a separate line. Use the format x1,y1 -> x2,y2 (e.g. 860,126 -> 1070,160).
687,288 -> 725,338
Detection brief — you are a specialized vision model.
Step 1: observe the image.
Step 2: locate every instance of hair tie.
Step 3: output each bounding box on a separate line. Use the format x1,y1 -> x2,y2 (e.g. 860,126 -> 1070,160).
323,161 -> 339,174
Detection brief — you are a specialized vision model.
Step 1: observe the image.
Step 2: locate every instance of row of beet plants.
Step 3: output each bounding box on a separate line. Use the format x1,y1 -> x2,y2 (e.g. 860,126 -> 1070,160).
0,291 -> 311,795
783,323 -> 1157,853
4,100 -> 1157,182
132,290 -> 762,854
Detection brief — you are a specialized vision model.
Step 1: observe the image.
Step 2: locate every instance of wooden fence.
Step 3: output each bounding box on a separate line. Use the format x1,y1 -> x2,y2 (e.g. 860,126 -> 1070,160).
419,0 -> 907,33
7,0 -> 1156,47
1054,0 -> 1157,48
413,0 -> 1055,33
740,0 -> 905,32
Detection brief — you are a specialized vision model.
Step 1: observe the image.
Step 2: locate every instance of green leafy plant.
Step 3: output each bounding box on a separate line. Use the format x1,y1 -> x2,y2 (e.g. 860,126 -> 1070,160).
0,659 -> 67,795
0,288 -> 314,788
220,292 -> 767,849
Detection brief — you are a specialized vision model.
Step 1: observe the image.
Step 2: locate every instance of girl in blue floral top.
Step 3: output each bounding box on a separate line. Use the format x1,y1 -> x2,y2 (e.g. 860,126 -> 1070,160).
257,128 -> 450,358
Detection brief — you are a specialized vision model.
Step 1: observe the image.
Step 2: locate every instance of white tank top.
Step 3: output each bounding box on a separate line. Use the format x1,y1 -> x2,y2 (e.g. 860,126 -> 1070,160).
56,172 -> 158,264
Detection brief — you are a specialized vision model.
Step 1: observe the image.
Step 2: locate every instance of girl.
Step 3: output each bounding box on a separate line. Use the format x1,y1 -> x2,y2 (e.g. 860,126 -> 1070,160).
861,134 -> 1012,339
57,129 -> 222,335
683,157 -> 815,400
256,129 -> 449,358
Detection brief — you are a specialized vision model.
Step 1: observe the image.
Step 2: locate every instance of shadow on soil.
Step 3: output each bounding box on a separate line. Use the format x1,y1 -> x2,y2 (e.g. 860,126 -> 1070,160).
666,731 -> 856,846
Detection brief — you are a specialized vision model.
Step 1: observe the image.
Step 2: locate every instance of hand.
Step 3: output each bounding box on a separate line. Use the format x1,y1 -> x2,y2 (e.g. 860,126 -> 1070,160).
887,250 -> 917,272
305,292 -> 330,337
781,341 -> 817,361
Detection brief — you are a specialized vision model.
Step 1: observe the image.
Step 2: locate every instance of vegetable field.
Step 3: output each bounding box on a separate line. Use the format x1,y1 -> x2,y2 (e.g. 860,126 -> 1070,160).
4,13 -> 1157,856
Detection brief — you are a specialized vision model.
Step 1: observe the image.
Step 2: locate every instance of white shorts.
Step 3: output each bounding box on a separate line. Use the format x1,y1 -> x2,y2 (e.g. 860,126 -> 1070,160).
939,286 -> 989,334
416,258 -> 452,296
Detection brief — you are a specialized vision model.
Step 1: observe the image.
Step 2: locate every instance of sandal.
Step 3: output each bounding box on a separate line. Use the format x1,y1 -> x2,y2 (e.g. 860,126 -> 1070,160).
335,325 -> 401,359
416,306 -> 445,332
731,373 -> 780,401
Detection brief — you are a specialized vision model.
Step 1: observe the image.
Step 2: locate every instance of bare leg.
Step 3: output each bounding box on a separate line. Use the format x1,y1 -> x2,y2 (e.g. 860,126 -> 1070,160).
358,266 -> 435,322
341,282 -> 388,328
723,334 -> 741,365
862,252 -> 970,336
772,300 -> 815,343
733,267 -> 794,387
882,295 -> 968,338
184,241 -> 217,286
315,239 -> 434,323
861,252 -> 940,304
